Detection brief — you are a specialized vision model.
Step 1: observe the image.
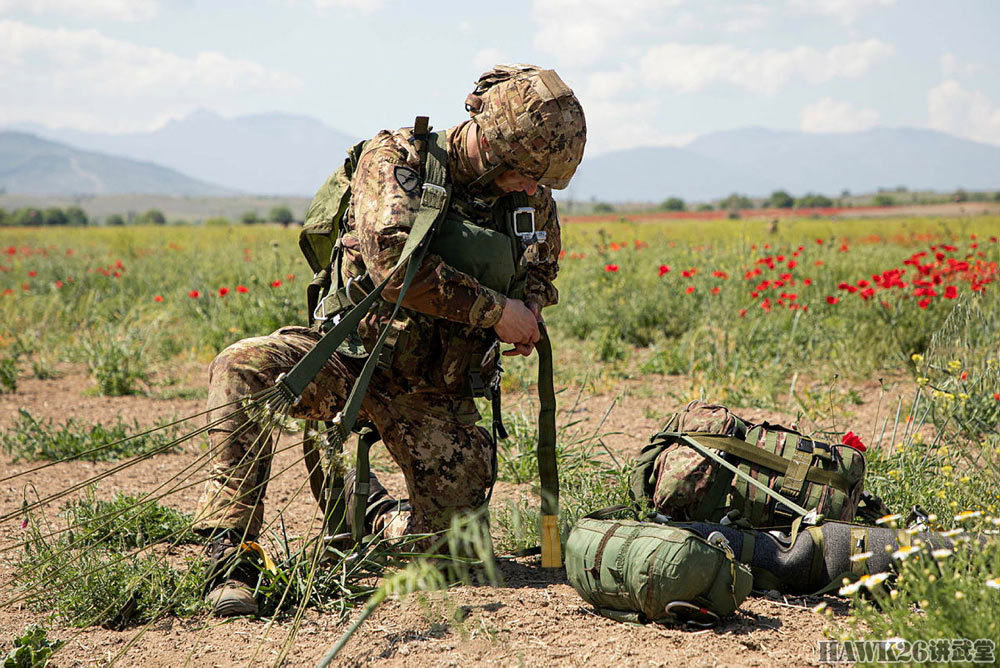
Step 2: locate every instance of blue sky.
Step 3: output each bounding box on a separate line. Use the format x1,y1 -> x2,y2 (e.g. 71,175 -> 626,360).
1,0 -> 998,155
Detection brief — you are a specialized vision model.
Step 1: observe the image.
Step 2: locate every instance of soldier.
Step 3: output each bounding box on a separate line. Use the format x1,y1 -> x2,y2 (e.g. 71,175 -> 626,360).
192,64 -> 586,617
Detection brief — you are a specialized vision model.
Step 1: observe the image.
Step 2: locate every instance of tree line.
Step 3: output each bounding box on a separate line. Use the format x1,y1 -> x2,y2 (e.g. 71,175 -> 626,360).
0,205 -> 297,227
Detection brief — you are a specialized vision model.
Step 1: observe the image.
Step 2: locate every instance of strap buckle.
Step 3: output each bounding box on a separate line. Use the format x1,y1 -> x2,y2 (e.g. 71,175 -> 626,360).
421,183 -> 448,210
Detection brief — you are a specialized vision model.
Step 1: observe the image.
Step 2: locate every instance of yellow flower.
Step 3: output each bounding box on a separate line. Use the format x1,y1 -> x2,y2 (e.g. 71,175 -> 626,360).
948,360 -> 963,372
954,510 -> 983,522
955,591 -> 965,600
942,465 -> 954,474
961,476 -> 971,484
911,353 -> 924,363
916,377 -> 929,386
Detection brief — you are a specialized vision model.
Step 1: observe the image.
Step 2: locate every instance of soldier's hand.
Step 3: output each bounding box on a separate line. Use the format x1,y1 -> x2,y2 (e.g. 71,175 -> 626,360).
503,342 -> 535,357
494,298 -> 540,346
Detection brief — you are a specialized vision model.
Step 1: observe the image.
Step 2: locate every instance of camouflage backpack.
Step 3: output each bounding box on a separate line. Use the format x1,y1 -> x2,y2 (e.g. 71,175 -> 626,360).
630,400 -> 866,527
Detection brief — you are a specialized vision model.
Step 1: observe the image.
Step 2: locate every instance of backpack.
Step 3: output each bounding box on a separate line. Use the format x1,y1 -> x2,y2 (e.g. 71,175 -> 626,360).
630,400 -> 866,527
565,517 -> 753,625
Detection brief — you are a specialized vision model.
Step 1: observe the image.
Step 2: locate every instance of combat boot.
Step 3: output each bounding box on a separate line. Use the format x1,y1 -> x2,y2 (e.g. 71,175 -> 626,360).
344,469 -> 410,538
201,531 -> 261,617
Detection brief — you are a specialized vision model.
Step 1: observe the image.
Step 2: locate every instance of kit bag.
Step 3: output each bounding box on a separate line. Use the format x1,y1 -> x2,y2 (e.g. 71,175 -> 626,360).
631,400 -> 866,526
565,517 -> 753,625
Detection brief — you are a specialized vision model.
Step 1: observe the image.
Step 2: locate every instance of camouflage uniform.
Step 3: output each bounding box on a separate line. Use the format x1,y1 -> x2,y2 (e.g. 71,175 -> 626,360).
194,64 -> 582,544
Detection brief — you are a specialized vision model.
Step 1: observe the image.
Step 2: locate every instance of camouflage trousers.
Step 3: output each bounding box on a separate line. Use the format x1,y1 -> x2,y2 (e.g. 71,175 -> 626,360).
192,326 -> 494,540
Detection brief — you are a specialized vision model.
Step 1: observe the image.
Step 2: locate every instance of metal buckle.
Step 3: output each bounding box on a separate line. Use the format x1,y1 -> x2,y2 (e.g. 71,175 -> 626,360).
313,297 -> 328,322
345,277 -> 363,307
421,183 -> 447,209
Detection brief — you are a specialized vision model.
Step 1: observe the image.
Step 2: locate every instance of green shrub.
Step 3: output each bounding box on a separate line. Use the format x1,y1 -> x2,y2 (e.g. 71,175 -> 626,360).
0,409 -> 179,462
3,625 -> 63,668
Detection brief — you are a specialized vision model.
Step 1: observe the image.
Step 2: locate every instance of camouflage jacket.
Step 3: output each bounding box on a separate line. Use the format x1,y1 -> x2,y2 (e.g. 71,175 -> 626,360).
342,122 -> 562,394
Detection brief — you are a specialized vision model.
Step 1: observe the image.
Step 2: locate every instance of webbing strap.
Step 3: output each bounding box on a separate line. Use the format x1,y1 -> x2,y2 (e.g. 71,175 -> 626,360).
685,434 -> 852,494
779,435 -> 813,500
674,434 -> 815,521
536,324 -> 559,518
536,324 -> 561,568
739,530 -> 756,563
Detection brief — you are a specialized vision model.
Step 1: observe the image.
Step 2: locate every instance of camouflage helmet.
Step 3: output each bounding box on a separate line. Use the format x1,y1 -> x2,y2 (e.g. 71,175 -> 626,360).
465,64 -> 586,190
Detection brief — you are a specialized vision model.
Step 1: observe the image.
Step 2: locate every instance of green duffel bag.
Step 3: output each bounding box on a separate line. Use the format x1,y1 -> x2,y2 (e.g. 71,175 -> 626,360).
565,517 -> 753,626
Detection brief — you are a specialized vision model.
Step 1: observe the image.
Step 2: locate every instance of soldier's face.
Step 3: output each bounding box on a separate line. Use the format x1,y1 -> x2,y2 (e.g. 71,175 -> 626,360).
494,170 -> 539,196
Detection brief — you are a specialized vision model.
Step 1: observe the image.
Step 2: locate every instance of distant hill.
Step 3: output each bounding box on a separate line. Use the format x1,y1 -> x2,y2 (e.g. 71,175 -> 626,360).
17,110 -> 358,196
0,131 -> 232,196
564,127 -> 1000,203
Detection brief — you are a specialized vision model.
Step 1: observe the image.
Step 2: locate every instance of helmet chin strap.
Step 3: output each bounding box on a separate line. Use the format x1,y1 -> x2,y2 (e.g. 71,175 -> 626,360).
467,162 -> 508,191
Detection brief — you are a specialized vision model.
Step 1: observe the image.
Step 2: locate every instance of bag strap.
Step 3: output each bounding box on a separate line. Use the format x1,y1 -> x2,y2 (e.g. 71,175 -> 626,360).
681,433 -> 852,494
666,432 -> 820,524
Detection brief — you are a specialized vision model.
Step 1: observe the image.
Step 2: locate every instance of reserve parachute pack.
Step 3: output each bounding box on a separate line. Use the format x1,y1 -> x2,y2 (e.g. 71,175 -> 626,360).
565,517 -> 753,626
630,400 -> 867,527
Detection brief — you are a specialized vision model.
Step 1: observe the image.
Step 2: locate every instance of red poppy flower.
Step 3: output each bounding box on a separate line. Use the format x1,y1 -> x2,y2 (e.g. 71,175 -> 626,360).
803,278 -> 812,286
609,242 -> 619,251
658,264 -> 671,276
236,285 -> 249,293
604,264 -> 619,273
712,270 -> 728,279
21,283 -> 29,291
682,268 -> 697,278
918,298 -> 931,309
815,260 -> 824,266
66,249 -> 74,256
943,285 -> 958,299
286,274 -> 295,281
994,393 -> 1000,401
815,238 -> 824,245
685,286 -> 695,294
739,308 -> 747,318
188,290 -> 200,298
218,287 -> 230,297
826,296 -> 839,304
710,286 -> 721,295
28,270 -> 36,277
960,371 -> 968,381
113,271 -> 121,278
841,431 -> 866,452
154,295 -> 164,302
2,288 -> 13,296
271,279 -> 283,287
54,280 -> 63,289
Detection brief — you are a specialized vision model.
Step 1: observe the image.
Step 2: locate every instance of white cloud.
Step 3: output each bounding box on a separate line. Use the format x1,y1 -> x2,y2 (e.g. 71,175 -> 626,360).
640,39 -> 893,94
928,80 -> 1000,146
574,96 -> 694,156
531,0 -> 681,66
314,0 -> 385,11
0,0 -> 157,21
940,52 -> 986,79
722,4 -> 771,33
0,20 -> 303,132
800,97 -> 879,132
472,48 -> 509,73
787,0 -> 895,25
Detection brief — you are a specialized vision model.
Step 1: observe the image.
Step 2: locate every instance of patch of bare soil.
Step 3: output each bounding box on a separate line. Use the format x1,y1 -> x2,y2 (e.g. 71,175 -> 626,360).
1,364 -> 868,667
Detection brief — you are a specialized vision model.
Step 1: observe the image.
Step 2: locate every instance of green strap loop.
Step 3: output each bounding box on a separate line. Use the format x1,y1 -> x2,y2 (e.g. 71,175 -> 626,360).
536,323 -> 559,518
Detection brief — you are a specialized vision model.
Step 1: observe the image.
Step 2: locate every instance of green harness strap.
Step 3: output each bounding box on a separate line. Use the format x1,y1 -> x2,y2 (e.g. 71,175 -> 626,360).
536,323 -> 561,567
278,128 -> 451,541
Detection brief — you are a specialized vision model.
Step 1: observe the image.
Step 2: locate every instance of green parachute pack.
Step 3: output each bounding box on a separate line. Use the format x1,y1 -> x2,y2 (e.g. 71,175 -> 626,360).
565,517 -> 753,626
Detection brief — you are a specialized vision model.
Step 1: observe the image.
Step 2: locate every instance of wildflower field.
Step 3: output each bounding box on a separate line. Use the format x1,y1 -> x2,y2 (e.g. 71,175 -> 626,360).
1,214 -> 999,665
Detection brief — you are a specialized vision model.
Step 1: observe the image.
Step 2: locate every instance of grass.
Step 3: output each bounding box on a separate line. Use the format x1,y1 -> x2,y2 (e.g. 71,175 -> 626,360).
0,409 -> 180,462
15,490 -> 207,629
2,217 -> 1000,659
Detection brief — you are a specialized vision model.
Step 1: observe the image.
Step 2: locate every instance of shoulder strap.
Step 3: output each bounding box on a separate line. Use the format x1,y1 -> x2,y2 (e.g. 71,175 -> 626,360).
536,323 -> 561,568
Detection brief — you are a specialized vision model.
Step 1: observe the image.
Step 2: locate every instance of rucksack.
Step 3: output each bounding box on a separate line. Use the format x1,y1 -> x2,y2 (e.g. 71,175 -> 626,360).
565,517 -> 753,626
630,400 -> 866,527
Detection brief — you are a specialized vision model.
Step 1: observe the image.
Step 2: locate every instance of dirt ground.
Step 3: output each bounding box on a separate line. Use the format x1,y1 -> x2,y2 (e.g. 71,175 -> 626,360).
0,363 -> 902,667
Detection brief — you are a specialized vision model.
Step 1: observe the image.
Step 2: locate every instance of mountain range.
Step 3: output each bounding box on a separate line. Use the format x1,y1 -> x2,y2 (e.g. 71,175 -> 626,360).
0,131 -> 231,196
4,111 -> 1000,201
